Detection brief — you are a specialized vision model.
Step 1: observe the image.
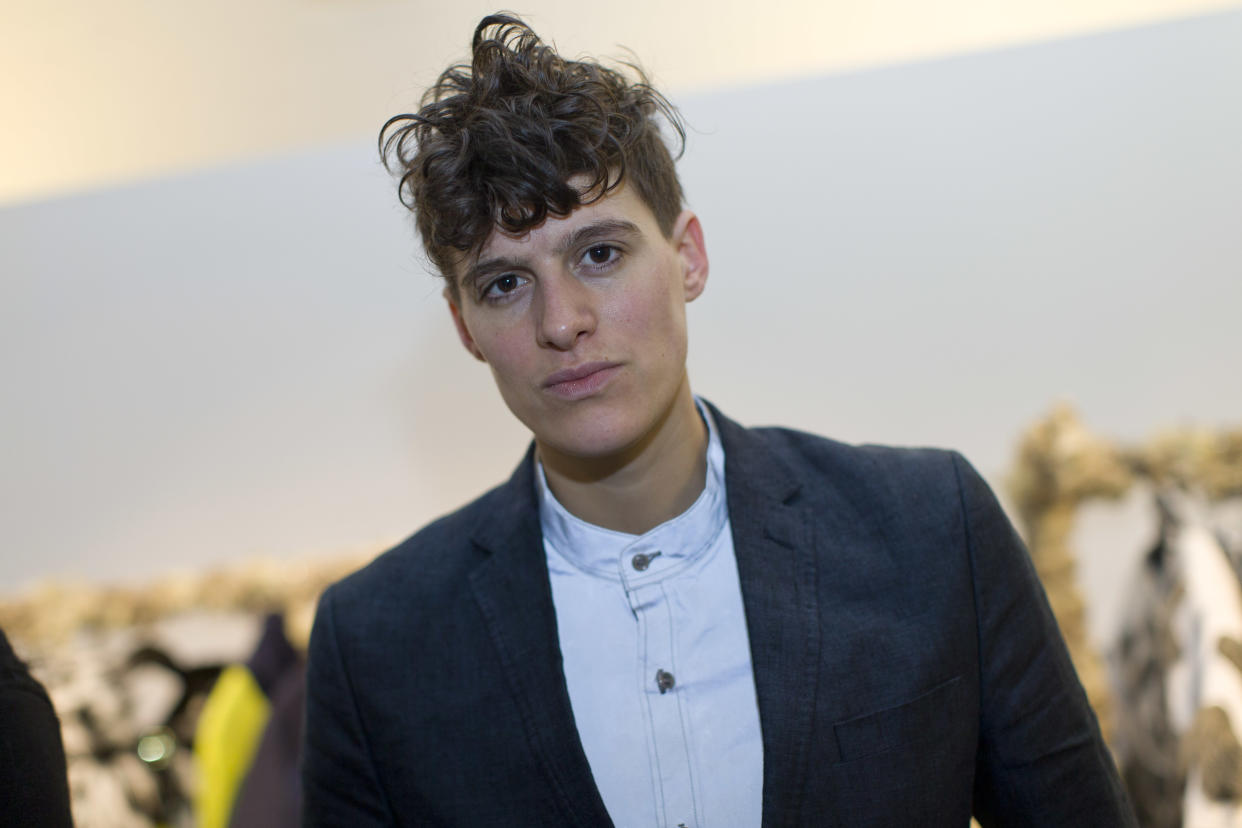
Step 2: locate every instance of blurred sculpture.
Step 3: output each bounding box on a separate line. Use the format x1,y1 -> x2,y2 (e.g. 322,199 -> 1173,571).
1009,404 -> 1242,827
1009,403 -> 1131,741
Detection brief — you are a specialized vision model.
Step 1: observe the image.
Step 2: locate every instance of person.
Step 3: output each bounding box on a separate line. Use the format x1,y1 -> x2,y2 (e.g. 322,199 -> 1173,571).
0,627 -> 74,828
301,14 -> 1136,826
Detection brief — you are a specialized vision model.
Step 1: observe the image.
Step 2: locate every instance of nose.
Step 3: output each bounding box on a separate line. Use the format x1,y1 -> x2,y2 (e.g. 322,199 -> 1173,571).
536,272 -> 596,351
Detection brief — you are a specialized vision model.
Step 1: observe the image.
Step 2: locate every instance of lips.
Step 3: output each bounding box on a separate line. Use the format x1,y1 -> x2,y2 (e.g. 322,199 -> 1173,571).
542,361 -> 621,400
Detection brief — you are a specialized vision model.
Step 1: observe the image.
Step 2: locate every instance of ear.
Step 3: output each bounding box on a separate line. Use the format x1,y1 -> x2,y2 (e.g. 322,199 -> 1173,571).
671,210 -> 709,302
445,288 -> 486,362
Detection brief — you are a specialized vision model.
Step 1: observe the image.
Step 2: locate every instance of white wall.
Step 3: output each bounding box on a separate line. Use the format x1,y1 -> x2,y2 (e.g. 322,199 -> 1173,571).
681,9 -> 1242,453
3,11 -> 1240,617
6,0 -> 1241,204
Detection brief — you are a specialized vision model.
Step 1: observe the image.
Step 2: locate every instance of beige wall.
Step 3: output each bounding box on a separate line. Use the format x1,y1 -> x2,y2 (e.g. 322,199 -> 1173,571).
4,0 -> 1241,206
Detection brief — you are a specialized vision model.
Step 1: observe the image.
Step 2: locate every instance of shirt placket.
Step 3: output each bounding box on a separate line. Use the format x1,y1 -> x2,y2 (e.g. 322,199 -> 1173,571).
623,542 -> 699,828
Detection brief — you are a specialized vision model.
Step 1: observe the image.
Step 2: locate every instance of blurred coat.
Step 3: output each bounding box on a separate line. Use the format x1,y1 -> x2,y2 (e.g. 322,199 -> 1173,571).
0,627 -> 73,828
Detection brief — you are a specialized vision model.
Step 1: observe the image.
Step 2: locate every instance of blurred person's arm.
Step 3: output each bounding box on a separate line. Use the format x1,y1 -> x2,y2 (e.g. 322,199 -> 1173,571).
0,628 -> 74,828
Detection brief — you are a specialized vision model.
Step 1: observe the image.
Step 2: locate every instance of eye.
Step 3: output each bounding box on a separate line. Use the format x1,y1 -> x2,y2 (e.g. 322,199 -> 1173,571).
481,273 -> 527,301
581,244 -> 620,268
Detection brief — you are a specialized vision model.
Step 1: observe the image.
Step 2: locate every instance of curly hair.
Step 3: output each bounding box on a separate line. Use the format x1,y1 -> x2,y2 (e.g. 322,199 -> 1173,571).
379,13 -> 686,296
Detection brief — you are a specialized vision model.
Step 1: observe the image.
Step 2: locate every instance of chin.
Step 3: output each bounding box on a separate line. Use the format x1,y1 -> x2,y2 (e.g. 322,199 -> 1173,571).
532,404 -> 653,462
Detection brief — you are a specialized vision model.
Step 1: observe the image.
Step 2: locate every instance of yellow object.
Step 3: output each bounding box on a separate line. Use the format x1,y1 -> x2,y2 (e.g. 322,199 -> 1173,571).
193,664 -> 272,828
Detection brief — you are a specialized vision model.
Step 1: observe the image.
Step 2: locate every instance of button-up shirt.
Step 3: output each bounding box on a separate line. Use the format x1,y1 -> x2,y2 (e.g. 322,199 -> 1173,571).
538,403 -> 764,828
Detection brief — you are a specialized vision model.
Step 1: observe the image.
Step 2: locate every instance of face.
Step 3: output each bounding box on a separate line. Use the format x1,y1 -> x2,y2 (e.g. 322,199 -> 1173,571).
446,180 -> 709,462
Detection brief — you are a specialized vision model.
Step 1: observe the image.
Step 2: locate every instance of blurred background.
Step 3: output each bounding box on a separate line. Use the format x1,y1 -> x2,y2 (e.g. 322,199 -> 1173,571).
2,1 -> 1241,825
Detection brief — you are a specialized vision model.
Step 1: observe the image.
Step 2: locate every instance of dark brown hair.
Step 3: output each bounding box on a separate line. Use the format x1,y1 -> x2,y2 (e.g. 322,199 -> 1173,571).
379,13 -> 686,296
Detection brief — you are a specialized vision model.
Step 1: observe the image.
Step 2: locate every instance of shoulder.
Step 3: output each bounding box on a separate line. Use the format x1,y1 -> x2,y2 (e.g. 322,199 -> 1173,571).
0,628 -> 52,704
749,423 -> 960,482
319,466 -> 528,630
769,425 -> 976,523
724,414 -> 972,506
708,403 -> 992,549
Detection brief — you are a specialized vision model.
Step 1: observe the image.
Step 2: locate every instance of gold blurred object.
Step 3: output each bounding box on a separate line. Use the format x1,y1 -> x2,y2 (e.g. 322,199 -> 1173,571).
1182,705 -> 1242,801
1009,403 -> 1132,744
1008,404 -> 1242,748
1133,428 -> 1242,500
0,551 -> 374,651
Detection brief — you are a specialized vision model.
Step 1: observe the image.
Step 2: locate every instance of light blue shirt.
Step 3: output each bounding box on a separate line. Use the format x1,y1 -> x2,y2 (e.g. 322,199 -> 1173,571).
538,403 -> 764,828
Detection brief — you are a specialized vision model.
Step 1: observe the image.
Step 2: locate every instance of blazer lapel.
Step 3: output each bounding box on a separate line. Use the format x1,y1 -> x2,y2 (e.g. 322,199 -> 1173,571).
467,448 -> 614,826
711,403 -> 823,828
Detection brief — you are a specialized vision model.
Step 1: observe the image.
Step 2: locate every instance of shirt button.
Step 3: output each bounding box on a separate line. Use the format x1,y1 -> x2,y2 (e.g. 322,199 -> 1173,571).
656,669 -> 675,694
631,551 -> 662,571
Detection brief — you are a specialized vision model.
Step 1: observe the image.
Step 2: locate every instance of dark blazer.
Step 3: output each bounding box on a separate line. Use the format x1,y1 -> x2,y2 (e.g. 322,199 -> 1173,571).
302,404 -> 1135,827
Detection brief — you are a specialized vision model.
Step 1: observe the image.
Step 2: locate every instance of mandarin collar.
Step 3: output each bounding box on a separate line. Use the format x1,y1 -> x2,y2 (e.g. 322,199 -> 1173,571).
536,400 -> 728,586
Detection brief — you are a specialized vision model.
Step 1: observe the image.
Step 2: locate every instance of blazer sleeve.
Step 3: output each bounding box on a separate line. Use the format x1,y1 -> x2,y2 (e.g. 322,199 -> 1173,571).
301,587 -> 395,827
952,453 -> 1136,827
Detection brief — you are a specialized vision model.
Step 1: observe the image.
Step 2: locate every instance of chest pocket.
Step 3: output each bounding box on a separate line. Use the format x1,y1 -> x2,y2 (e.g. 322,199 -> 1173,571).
832,675 -> 965,763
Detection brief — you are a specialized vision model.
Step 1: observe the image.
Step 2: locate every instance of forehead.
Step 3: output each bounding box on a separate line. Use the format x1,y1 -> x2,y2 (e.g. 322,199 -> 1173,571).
455,180 -> 662,281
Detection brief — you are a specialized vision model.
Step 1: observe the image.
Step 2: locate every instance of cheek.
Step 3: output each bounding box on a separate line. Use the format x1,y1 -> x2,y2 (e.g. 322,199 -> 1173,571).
637,287 -> 688,359
468,320 -> 530,385
608,266 -> 685,337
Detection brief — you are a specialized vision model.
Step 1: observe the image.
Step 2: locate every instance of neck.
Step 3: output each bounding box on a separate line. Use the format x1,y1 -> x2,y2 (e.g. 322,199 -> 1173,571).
538,380 -> 708,535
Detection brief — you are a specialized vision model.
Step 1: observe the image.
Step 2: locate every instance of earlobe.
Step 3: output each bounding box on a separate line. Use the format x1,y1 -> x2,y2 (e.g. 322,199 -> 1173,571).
445,291 -> 487,362
672,210 -> 709,302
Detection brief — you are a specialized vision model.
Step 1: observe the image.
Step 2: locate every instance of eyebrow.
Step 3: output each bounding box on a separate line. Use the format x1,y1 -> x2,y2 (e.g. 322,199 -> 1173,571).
462,218 -> 643,292
551,218 -> 641,257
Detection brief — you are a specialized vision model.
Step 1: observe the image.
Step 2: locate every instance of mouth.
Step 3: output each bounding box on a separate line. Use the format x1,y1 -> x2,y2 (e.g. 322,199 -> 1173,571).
542,361 -> 622,400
